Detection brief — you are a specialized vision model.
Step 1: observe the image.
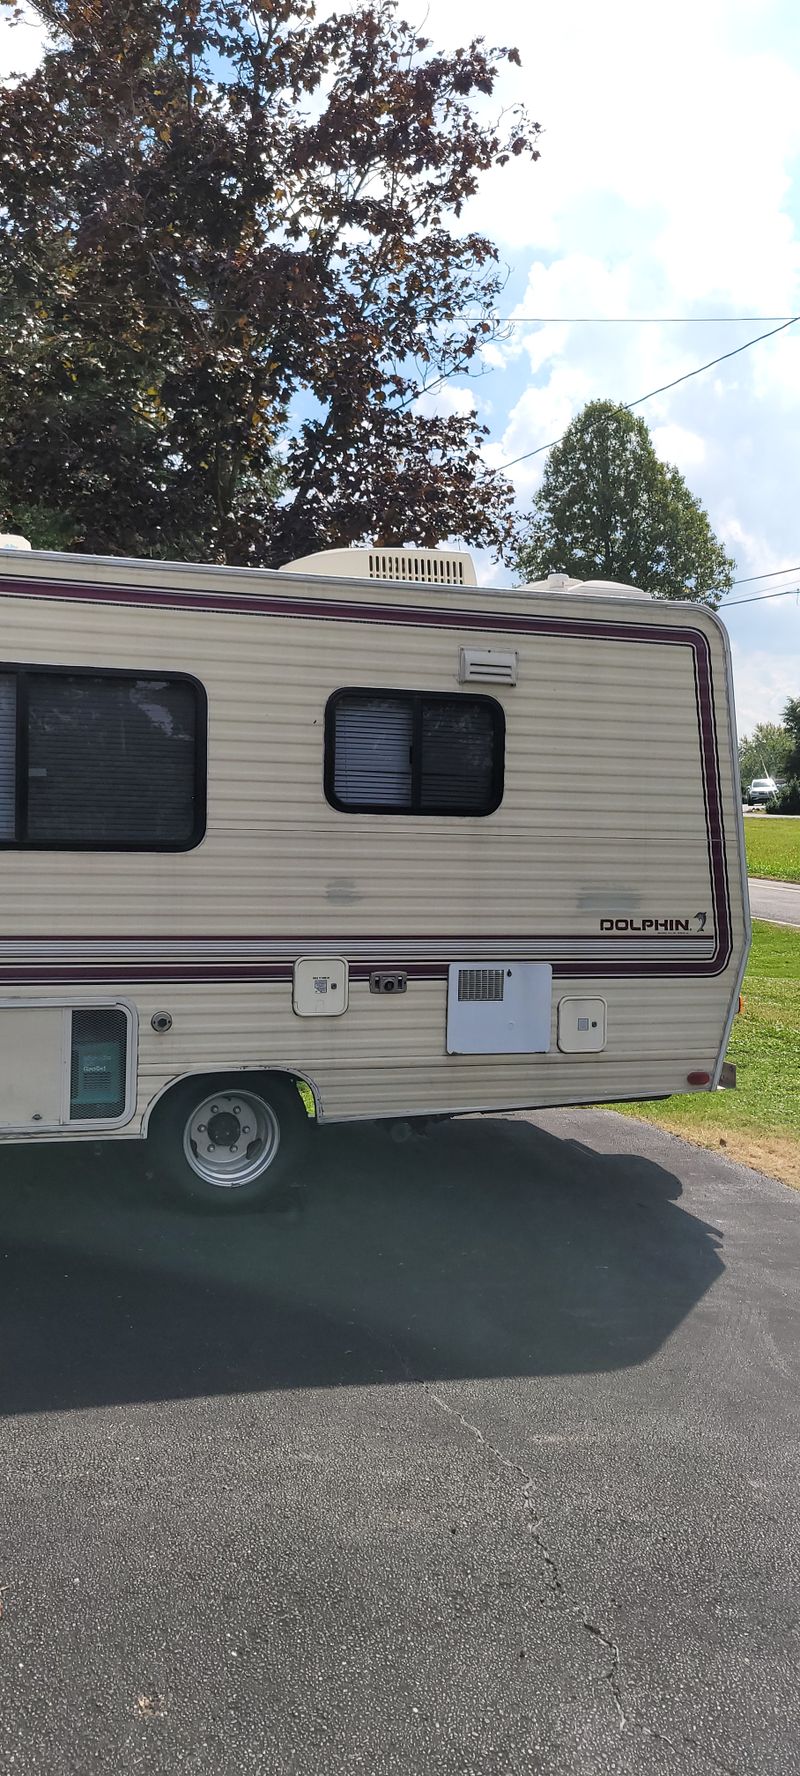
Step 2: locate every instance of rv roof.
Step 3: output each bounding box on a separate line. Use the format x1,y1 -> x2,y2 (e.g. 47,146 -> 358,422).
525,575 -> 655,601
280,550 -> 653,600
0,544 -> 665,605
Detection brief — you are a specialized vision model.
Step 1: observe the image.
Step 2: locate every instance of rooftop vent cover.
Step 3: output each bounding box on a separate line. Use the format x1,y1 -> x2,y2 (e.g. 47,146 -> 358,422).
459,647 -> 518,686
368,549 -> 473,587
278,547 -> 477,586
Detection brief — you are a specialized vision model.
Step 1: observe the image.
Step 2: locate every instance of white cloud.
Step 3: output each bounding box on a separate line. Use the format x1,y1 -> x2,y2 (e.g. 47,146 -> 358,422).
0,6 -> 48,81
481,369 -> 593,504
430,1 -> 800,307
716,518 -> 799,586
414,383 -> 477,420
650,425 -> 707,473
729,640 -> 800,732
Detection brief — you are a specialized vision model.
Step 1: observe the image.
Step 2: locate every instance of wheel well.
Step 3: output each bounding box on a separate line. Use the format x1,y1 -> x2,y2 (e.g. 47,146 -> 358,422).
141,1066 -> 321,1135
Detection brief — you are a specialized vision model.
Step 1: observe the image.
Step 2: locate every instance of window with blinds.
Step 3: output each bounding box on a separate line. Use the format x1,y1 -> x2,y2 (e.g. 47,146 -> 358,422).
325,690 -> 504,816
0,665 -> 206,849
0,674 -> 16,840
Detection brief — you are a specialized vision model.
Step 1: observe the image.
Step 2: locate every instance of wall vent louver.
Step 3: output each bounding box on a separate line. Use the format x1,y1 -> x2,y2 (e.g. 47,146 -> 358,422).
458,648 -> 518,686
458,967 -> 506,1003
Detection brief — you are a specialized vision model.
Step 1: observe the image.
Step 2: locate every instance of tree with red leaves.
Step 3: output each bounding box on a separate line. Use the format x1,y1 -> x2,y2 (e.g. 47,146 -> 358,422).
0,1 -> 539,564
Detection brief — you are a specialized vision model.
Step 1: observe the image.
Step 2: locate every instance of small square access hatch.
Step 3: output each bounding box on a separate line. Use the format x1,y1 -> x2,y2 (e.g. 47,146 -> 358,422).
293,956 -> 349,1017
557,997 -> 607,1053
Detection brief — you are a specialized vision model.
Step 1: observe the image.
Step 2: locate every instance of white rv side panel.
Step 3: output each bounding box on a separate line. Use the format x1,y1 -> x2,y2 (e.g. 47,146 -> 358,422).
0,592 -> 728,944
0,1008 -> 64,1127
0,969 -> 742,1136
0,550 -> 750,1135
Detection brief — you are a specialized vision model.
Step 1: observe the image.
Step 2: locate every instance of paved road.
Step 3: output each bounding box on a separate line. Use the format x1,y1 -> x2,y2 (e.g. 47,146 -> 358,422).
749,875 -> 800,926
2,1112 -> 800,1776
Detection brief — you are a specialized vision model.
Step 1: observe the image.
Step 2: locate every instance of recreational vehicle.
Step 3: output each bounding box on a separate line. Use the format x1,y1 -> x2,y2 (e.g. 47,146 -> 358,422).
0,542 -> 750,1206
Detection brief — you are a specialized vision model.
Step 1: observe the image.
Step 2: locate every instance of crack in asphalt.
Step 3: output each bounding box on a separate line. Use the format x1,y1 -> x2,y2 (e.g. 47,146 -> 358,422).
581,1616 -> 626,1732
426,1388 -> 628,1732
422,1387 -> 747,1771
426,1387 -> 743,1772
646,1727 -> 741,1776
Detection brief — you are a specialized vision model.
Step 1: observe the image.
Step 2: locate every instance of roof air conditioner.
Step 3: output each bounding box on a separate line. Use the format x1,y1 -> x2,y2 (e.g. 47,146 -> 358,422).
278,547 -> 477,587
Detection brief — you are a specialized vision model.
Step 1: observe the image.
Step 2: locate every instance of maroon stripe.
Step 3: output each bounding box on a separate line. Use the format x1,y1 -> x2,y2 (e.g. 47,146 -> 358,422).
0,931 -> 713,945
691,638 -> 732,972
0,958 -> 720,985
0,572 -> 711,647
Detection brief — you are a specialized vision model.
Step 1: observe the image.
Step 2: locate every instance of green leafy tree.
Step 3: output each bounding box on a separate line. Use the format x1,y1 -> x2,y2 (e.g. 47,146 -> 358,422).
738,721 -> 793,792
0,0 -> 539,564
782,697 -> 800,779
514,400 -> 734,604
759,698 -> 800,813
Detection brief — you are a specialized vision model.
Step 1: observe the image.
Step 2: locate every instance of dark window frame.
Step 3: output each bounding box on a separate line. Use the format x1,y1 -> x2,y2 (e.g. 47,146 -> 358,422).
324,687 -> 505,817
0,661 -> 207,852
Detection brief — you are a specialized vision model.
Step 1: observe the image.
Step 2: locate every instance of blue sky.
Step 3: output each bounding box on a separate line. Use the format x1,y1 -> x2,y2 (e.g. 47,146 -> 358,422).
419,0 -> 800,733
3,0 -> 800,734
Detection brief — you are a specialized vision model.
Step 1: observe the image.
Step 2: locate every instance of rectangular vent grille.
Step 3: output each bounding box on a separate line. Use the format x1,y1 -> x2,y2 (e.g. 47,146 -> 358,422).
368,551 -> 465,586
458,967 -> 505,1003
70,1007 -> 127,1120
459,648 -> 518,686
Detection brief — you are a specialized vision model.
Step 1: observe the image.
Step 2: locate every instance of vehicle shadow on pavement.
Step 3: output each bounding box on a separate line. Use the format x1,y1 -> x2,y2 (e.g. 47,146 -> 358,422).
0,1115 -> 723,1414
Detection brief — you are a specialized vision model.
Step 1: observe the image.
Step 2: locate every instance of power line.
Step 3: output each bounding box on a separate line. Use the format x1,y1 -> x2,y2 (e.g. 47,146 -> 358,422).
466,315 -> 796,326
720,585 -> 800,609
499,314 -> 800,472
730,563 -> 800,586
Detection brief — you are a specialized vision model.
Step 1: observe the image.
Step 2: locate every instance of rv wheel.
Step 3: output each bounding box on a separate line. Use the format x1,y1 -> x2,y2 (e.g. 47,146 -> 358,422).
149,1074 -> 311,1211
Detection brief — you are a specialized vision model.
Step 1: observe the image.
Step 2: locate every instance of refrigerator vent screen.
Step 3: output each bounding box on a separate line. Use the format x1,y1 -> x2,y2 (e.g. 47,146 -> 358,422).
458,967 -> 505,1003
70,1007 -> 127,1120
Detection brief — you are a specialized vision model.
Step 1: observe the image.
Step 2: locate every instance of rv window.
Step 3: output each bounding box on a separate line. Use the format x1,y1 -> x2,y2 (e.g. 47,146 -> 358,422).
0,674 -> 16,840
326,690 -> 504,815
0,665 -> 206,850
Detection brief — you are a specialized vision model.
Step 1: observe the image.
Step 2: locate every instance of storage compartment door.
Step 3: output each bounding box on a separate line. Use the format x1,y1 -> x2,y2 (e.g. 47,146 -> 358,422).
0,1008 -> 66,1128
447,963 -> 552,1055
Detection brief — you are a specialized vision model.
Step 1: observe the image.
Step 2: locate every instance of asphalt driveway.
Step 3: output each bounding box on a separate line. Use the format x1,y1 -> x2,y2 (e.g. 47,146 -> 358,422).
749,875 -> 800,926
1,1110 -> 799,1775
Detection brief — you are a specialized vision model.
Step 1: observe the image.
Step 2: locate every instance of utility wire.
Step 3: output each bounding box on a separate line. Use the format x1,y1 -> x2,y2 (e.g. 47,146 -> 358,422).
498,314 -> 800,471
463,315 -> 796,325
730,563 -> 800,586
719,585 -> 799,609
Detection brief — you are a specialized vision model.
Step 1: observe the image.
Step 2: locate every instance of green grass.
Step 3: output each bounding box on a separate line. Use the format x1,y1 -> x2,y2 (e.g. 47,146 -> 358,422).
744,815 -> 800,883
613,921 -> 800,1188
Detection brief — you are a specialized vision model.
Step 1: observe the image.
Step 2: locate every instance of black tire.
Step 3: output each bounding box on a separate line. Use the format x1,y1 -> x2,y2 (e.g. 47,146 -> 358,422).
148,1072 -> 313,1211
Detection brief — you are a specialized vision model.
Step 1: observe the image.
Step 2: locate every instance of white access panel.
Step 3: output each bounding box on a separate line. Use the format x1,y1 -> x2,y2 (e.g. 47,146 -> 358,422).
446,962 -> 552,1055
0,1007 -> 66,1128
293,956 -> 349,1017
557,997 -> 607,1053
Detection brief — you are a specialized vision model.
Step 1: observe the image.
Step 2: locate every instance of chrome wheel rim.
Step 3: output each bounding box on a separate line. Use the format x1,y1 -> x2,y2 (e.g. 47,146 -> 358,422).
182,1090 -> 280,1189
